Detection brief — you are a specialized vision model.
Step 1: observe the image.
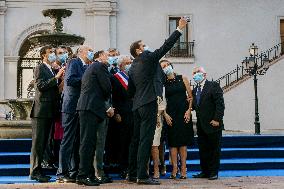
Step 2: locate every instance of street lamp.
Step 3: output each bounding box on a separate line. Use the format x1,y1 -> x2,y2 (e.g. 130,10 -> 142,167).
242,43 -> 270,135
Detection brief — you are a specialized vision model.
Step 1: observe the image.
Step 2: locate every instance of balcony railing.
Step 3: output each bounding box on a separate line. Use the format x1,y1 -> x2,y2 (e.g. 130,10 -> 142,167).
166,41 -> 194,58
215,42 -> 283,90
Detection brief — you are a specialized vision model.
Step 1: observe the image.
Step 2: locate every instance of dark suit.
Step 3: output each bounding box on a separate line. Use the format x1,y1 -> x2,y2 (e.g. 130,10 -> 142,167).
76,61 -> 112,178
128,30 -> 182,179
30,62 -> 59,176
58,58 -> 88,177
192,80 -> 225,176
106,73 -> 134,171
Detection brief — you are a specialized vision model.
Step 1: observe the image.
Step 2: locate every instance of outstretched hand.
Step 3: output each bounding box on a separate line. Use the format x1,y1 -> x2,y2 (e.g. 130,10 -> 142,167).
178,17 -> 188,30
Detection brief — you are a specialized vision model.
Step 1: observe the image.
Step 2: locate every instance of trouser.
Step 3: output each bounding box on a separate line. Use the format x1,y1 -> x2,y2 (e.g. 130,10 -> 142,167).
57,112 -> 80,177
93,118 -> 109,178
197,125 -> 222,175
30,118 -> 53,176
43,121 -> 55,164
118,112 -> 134,170
77,111 -> 99,178
128,101 -> 157,179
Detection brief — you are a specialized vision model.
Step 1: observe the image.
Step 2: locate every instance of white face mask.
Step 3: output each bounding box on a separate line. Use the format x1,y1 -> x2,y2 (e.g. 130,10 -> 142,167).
193,72 -> 204,83
125,64 -> 132,73
163,66 -> 174,75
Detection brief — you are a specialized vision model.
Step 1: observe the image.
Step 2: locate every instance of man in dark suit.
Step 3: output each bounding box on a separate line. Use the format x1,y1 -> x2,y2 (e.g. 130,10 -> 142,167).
110,55 -> 133,178
127,17 -> 188,185
30,46 -> 65,182
57,45 -> 94,183
76,50 -> 114,186
191,66 -> 225,180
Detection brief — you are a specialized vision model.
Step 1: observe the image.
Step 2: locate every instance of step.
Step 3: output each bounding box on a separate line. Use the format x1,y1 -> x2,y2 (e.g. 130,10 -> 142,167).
164,147 -> 284,160
1,136 -> 284,152
1,170 -> 284,184
1,157 -> 284,176
0,164 -> 56,176
164,158 -> 284,171
1,147 -> 284,164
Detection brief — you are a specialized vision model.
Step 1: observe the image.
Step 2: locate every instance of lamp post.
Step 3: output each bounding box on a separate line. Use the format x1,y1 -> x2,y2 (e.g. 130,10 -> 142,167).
242,43 -> 270,135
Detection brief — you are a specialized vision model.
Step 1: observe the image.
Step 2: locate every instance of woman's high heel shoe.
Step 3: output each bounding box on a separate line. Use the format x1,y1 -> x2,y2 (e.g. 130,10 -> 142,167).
169,174 -> 177,179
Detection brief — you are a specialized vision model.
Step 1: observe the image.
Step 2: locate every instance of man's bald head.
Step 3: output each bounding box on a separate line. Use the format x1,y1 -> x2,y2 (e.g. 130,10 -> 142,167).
77,45 -> 93,64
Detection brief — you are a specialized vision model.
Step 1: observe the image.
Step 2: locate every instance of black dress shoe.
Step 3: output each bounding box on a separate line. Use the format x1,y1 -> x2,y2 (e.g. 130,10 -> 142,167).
98,175 -> 113,183
192,172 -> 209,178
30,175 -> 51,183
208,174 -> 218,180
56,175 -> 76,183
76,177 -> 100,186
126,174 -> 137,183
137,178 -> 160,185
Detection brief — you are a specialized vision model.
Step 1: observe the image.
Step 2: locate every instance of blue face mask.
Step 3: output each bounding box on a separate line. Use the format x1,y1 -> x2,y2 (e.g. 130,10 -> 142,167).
48,53 -> 57,63
125,64 -> 132,73
193,72 -> 204,83
87,51 -> 94,61
58,53 -> 68,64
108,56 -> 118,65
163,66 -> 174,75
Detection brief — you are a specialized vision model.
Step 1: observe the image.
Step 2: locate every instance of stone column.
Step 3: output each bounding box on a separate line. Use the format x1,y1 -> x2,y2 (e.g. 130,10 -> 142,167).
0,1 -> 7,100
84,0 -> 118,51
4,56 -> 19,99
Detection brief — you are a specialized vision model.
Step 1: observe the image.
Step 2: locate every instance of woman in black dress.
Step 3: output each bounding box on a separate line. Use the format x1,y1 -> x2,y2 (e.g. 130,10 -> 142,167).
160,60 -> 194,179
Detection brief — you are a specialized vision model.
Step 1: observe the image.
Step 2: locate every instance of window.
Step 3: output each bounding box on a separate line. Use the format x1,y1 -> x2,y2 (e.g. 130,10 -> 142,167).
166,16 -> 194,58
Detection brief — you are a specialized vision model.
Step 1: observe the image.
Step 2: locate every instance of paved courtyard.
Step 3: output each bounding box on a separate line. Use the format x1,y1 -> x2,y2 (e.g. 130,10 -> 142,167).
0,177 -> 284,189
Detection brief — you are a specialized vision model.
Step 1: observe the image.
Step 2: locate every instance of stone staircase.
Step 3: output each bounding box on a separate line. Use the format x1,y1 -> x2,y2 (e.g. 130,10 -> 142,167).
0,136 -> 284,176
215,43 -> 284,93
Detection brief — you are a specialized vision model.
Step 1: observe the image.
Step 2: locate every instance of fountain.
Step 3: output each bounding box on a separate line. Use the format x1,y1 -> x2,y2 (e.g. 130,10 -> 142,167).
28,9 -> 85,47
0,9 -> 85,138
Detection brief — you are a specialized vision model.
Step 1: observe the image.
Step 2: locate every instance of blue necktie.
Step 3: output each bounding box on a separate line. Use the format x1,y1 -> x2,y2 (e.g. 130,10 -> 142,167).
196,85 -> 202,105
83,64 -> 88,70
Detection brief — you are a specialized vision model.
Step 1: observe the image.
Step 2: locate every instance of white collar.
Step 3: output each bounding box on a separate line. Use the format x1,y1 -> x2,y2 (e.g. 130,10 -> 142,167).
79,57 -> 87,66
43,61 -> 52,70
199,79 -> 206,87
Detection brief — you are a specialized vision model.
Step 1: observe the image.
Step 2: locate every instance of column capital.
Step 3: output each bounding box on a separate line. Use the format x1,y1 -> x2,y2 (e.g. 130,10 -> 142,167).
4,56 -> 20,64
85,0 -> 118,16
0,1 -> 7,15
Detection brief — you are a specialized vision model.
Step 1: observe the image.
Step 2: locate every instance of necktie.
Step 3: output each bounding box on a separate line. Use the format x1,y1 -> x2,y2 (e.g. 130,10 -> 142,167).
83,64 -> 88,70
196,85 -> 202,106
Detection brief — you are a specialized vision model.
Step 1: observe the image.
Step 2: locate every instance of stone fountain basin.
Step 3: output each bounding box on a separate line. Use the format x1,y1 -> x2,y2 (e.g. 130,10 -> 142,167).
0,99 -> 33,138
0,120 -> 31,138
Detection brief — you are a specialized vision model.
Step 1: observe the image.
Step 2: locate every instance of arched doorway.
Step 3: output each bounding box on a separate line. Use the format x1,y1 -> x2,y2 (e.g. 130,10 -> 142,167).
17,31 -> 48,98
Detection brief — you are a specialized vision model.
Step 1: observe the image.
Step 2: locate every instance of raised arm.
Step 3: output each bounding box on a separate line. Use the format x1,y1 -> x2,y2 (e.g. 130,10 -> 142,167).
148,17 -> 188,62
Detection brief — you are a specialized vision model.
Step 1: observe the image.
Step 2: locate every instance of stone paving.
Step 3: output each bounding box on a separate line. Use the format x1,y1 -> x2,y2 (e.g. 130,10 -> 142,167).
1,177 -> 284,189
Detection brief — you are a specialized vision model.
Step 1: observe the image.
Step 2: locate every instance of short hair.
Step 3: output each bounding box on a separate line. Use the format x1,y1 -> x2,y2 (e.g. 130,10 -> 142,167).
94,50 -> 105,60
130,40 -> 142,58
108,48 -> 117,53
117,55 -> 130,66
193,66 -> 206,74
55,47 -> 65,55
159,59 -> 170,64
40,45 -> 52,60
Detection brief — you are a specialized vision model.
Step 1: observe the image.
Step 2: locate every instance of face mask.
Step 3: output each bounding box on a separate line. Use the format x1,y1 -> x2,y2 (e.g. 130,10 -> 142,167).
87,51 -> 94,61
163,66 -> 174,75
144,45 -> 151,52
48,53 -> 57,63
108,56 -> 118,65
193,72 -> 204,83
58,53 -> 68,63
125,64 -> 132,73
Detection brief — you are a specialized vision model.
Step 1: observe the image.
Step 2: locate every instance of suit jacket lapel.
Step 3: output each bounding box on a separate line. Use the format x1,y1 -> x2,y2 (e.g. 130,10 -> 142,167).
42,63 -> 54,78
200,80 -> 209,105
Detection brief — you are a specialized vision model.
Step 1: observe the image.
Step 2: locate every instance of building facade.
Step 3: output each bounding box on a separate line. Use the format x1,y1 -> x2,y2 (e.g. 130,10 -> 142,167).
0,0 -> 284,131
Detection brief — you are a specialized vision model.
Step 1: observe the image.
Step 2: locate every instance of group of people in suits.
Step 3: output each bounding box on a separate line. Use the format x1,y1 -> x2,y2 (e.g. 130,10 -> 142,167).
29,16 -> 225,186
